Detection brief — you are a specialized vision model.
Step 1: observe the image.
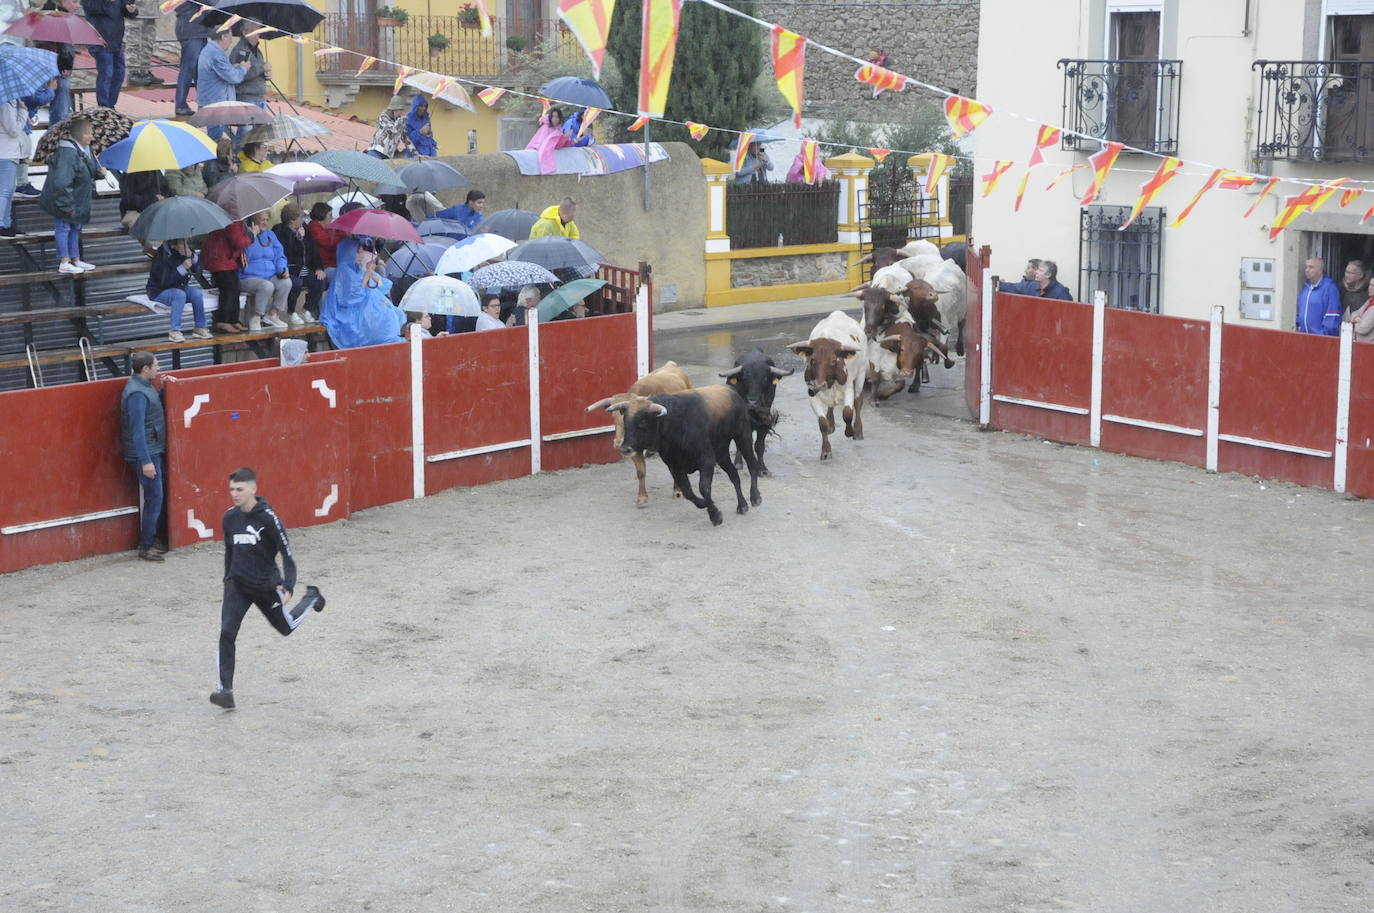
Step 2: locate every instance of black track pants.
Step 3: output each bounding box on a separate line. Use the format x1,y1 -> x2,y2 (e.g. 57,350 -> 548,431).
217,578 -> 321,691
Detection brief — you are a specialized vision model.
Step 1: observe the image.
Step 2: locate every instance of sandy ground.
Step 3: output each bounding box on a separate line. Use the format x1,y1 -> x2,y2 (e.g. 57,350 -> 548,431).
3,371 -> 1374,913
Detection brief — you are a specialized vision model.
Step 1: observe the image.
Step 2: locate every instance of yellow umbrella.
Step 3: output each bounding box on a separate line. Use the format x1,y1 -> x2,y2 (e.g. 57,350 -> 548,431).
96,119 -> 216,173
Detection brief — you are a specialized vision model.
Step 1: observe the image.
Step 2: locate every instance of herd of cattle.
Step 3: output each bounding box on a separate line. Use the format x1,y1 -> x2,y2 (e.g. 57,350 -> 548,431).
585,239 -> 970,526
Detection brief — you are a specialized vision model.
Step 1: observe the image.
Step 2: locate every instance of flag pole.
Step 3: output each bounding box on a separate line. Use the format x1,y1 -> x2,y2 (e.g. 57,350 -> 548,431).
643,121 -> 652,211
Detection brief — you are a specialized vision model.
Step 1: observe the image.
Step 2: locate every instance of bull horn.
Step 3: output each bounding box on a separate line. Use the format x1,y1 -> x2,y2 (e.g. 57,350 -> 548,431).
606,401 -> 631,413
769,365 -> 795,377
719,365 -> 744,378
880,335 -> 902,344
647,403 -> 667,416
585,396 -> 617,412
849,284 -> 871,294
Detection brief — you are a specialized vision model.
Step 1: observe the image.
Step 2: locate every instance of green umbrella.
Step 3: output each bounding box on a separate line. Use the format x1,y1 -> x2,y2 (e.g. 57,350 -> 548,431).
538,279 -> 607,322
307,149 -> 403,185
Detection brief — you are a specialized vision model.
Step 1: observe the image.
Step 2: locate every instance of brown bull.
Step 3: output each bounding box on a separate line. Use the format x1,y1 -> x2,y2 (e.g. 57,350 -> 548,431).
869,321 -> 939,400
585,360 -> 691,505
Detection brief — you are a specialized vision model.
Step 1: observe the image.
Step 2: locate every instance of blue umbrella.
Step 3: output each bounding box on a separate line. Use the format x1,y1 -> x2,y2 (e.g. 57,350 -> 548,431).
385,241 -> 449,279
416,218 -> 470,241
540,76 -> 613,110
0,44 -> 58,104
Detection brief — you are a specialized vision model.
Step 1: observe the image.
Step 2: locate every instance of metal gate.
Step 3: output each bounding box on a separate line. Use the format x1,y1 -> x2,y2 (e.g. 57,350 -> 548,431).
859,159 -> 942,277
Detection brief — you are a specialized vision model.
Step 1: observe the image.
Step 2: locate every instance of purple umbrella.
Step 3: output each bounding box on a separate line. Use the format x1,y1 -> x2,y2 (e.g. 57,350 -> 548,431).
266,162 -> 346,197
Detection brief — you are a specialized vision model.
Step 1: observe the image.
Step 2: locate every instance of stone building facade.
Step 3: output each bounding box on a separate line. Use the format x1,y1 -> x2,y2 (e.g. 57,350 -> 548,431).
755,0 -> 980,121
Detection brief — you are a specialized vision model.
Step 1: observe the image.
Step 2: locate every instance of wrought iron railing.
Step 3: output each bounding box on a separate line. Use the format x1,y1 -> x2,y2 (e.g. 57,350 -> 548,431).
314,15 -> 581,80
1057,58 -> 1182,154
1079,205 -> 1164,313
726,182 -> 840,250
1251,59 -> 1374,162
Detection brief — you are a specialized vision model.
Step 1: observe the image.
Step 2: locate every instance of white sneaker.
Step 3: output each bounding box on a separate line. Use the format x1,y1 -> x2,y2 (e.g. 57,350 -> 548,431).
264,313 -> 288,329
248,315 -> 263,332
168,330 -> 185,343
74,259 -> 96,271
58,261 -> 82,274
191,326 -> 212,339
287,312 -> 304,327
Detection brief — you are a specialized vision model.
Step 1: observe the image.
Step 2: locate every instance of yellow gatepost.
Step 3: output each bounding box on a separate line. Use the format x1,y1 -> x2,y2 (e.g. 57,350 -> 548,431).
700,158 -> 735,305
825,152 -> 876,287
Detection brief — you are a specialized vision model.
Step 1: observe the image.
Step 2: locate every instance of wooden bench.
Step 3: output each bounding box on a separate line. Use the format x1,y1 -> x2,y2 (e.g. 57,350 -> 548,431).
0,302 -> 150,326
0,262 -> 150,290
0,226 -> 128,247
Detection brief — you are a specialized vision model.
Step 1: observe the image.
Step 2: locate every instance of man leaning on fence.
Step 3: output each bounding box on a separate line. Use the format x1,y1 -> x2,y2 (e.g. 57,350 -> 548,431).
120,352 -> 168,563
1296,257 -> 1342,336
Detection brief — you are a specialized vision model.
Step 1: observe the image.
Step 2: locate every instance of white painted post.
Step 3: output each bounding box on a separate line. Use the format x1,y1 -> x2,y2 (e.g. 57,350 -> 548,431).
409,329 -> 425,499
1091,291 -> 1105,448
527,310 -> 542,475
635,284 -> 650,377
1206,305 -> 1223,472
979,270 -> 994,426
1335,320 -> 1353,493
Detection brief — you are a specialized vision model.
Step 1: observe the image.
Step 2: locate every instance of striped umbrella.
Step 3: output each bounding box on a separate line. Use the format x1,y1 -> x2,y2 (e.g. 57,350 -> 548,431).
244,114 -> 331,144
189,101 -> 274,128
98,119 -> 216,173
0,44 -> 59,104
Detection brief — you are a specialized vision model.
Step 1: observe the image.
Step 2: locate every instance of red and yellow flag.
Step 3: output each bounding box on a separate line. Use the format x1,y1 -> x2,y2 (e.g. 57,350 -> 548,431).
578,107 -> 602,139
1341,187 -> 1364,208
158,0 -> 186,12
981,160 -> 1013,197
1027,125 -> 1061,168
540,96 -> 551,117
189,3 -> 209,20
924,153 -> 954,195
1079,142 -> 1124,205
866,147 -> 891,163
628,116 -> 649,131
1046,163 -> 1087,191
1362,202 -> 1374,225
313,46 -> 343,55
219,13 -> 242,31
475,0 -> 493,38
246,25 -> 274,38
732,132 -> 754,172
356,56 -> 377,76
1014,169 -> 1033,211
558,0 -> 615,78
801,139 -> 819,183
1122,156 -> 1181,230
1170,168 -> 1222,228
1267,179 -> 1347,240
854,63 -> 906,95
685,122 -> 709,141
638,0 -> 684,118
393,66 -> 413,94
1242,177 -> 1280,219
1219,171 -> 1257,190
771,26 -> 807,128
944,95 -> 993,139
477,87 -> 506,107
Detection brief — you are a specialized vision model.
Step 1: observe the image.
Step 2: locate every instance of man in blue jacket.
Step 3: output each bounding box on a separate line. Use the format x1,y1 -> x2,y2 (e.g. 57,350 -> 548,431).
81,0 -> 137,108
196,28 -> 250,139
1296,256 -> 1343,336
435,189 -> 486,232
120,351 -> 166,562
999,259 -> 1074,300
174,2 -> 215,116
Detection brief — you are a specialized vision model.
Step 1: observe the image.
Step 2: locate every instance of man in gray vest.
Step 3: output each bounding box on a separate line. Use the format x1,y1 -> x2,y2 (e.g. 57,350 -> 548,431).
120,351 -> 166,562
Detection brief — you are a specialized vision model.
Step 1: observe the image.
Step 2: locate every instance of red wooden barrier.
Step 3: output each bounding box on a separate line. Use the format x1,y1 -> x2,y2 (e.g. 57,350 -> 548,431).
163,360 -> 352,548
310,343 -> 413,511
1346,342 -> 1374,499
539,313 -> 637,472
990,293 -> 1094,445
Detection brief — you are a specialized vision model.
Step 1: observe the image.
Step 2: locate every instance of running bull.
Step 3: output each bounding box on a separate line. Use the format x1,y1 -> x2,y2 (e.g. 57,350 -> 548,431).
586,361 -> 691,506
719,347 -> 793,476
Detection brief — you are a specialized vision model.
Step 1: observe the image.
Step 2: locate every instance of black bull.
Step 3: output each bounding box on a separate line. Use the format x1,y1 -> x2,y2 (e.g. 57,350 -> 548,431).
718,347 -> 794,476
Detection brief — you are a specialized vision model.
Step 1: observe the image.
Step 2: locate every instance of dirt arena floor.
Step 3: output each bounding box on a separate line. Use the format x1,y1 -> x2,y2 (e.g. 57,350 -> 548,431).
3,376 -> 1373,913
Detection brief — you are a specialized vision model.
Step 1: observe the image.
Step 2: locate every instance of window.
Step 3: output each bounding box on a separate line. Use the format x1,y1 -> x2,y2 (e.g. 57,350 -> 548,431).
1079,205 -> 1164,312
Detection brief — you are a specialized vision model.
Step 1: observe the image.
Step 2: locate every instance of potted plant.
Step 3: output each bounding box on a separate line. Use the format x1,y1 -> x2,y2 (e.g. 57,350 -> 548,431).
505,35 -> 527,52
375,6 -> 408,27
456,3 -> 480,27
428,31 -> 451,54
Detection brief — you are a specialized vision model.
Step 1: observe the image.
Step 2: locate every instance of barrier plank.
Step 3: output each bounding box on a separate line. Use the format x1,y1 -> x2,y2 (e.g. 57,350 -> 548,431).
1100,309 -> 1210,467
990,292 -> 1093,445
539,313 -> 637,472
311,343 -> 413,511
1344,341 -> 1374,498
163,360 -> 351,548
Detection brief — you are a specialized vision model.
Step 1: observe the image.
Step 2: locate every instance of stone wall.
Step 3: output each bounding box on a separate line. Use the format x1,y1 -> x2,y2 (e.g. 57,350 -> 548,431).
755,0 -> 980,122
730,252 -> 848,287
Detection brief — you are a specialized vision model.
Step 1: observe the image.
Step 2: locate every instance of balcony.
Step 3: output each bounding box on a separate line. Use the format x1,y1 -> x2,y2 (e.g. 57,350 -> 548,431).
1057,58 -> 1182,154
313,15 -> 582,84
1252,60 -> 1374,163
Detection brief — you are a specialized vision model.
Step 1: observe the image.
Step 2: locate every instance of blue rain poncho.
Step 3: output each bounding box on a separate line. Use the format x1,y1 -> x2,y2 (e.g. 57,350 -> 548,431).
321,238 -> 407,348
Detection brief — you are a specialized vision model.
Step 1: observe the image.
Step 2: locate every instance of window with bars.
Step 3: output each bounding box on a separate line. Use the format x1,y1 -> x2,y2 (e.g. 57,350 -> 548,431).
1079,205 -> 1165,312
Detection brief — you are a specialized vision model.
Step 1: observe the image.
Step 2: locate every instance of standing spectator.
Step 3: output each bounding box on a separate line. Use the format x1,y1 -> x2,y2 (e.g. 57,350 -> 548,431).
305,201 -> 341,314
14,82 -> 54,196
0,95 -> 25,238
201,135 -> 237,189
201,216 -> 250,333
1340,259 -> 1368,318
82,0 -> 137,109
173,0 -> 214,116
733,141 -> 770,184
120,351 -> 167,562
1352,276 -> 1374,343
196,28 -> 250,140
436,189 -> 485,232
147,238 -> 210,342
236,141 -> 270,173
475,294 -> 503,331
273,202 -> 316,325
1296,256 -> 1342,336
228,24 -> 269,109
367,94 -> 414,159
39,114 -> 103,273
240,210 -> 291,330
163,162 -> 207,197
37,0 -> 79,125
529,197 -> 579,239
405,94 -> 436,157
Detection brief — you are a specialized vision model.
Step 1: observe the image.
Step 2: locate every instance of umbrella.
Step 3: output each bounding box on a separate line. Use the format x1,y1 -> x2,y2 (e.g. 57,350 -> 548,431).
327,190 -> 381,217
189,101 -> 275,128
415,217 -> 470,241
98,119 -> 216,173
199,0 -> 324,37
509,236 -> 604,272
244,114 -> 331,144
540,76 -> 613,110
308,149 -> 403,186
403,71 -> 473,111
537,279 -> 607,322
375,159 -> 469,195
129,196 -> 232,242
399,276 -> 480,317
207,173 -> 295,219
478,209 -> 539,241
385,241 -> 449,278
32,106 -> 132,162
332,207 -> 422,243
468,261 -> 558,293
2,11 -> 104,45
435,233 -> 517,276
266,161 -> 345,196
421,234 -> 459,248
0,44 -> 58,104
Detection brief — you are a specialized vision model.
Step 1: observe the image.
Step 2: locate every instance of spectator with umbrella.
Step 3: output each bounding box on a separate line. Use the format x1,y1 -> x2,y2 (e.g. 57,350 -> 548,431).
173,0 -> 215,116
306,200 -> 343,314
237,140 -> 271,173
39,114 -> 105,271
321,236 -> 405,348
529,196 -> 580,240
81,0 -> 135,108
405,95 -> 436,157
163,161 -> 208,198
273,201 -> 318,326
228,23 -> 270,111
435,189 -> 485,233
147,237 -> 213,342
19,0 -> 89,124
367,94 -> 414,160
197,29 -> 251,141
201,216 -> 252,333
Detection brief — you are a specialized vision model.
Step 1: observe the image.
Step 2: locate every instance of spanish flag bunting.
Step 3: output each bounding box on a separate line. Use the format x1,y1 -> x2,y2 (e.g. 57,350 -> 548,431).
1079,142 -> 1124,205
628,116 -> 649,132
924,153 -> 954,195
158,0 -> 186,13
1121,156 -> 1182,230
944,95 -> 993,139
771,26 -> 807,128
289,34 -> 307,45
475,0 -> 494,38
1014,169 -> 1033,212
1046,163 -> 1087,191
854,63 -> 906,95
434,77 -> 455,97
189,3 -> 208,20
1362,201 -> 1374,225
558,0 -> 616,78
638,0 -> 684,118
1341,187 -> 1363,208
1310,177 -> 1351,213
541,96 -> 550,117
981,160 -> 1013,197
1027,124 -> 1061,168
314,46 -> 343,55
1266,179 -> 1348,240
732,132 -> 755,172
866,147 -> 891,163
356,56 -> 377,76
1219,171 -> 1257,190
578,107 -> 602,139
685,122 -> 709,141
1170,168 -> 1222,228
219,13 -> 242,31
801,139 -> 819,183
477,87 -> 507,107
1242,177 -> 1280,219
393,66 -> 413,94
246,25 -> 275,38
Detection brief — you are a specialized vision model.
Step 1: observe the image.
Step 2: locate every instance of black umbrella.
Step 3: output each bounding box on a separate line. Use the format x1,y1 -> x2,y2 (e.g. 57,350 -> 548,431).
478,209 -> 539,241
376,159 -> 469,195
199,0 -> 325,37
129,196 -> 232,242
509,236 -> 604,272
540,77 -> 613,110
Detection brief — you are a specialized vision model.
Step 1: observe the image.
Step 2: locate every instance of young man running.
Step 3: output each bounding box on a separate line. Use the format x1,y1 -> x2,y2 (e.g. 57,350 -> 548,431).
211,467 -> 326,710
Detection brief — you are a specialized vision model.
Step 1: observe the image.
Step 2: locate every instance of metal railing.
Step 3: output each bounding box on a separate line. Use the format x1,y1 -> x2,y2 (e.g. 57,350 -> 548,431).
1057,58 -> 1182,154
314,14 -> 581,80
1252,59 -> 1374,162
1079,205 -> 1164,313
726,182 -> 840,250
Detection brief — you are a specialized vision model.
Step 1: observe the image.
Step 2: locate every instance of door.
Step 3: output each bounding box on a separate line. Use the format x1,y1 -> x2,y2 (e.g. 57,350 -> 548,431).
1110,11 -> 1160,150
1324,16 -> 1374,161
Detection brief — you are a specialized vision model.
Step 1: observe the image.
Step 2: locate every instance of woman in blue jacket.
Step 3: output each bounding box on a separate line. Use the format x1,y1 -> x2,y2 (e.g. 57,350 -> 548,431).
405,95 -> 437,157
147,239 -> 211,342
238,210 -> 292,331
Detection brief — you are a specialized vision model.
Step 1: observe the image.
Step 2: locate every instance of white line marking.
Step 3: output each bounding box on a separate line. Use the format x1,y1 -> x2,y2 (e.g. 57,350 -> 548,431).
183,393 -> 210,428
314,483 -> 339,517
311,379 -> 336,408
187,509 -> 214,539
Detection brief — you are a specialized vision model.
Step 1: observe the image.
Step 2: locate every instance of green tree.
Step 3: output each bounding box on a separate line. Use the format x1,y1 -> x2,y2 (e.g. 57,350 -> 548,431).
605,0 -> 763,160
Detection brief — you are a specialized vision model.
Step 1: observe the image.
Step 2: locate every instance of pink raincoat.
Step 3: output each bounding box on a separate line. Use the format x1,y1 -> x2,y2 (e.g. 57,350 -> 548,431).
525,115 -> 572,175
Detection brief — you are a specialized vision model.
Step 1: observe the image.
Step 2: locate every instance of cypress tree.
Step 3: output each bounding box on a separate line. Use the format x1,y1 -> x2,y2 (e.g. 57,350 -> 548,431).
606,0 -> 764,161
